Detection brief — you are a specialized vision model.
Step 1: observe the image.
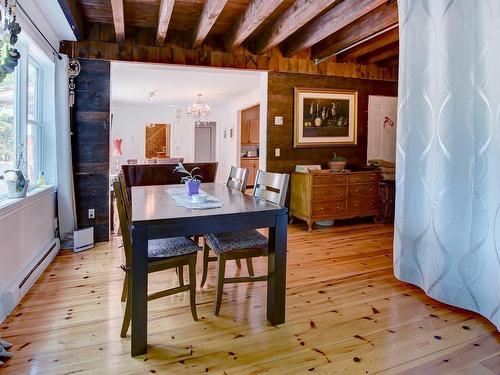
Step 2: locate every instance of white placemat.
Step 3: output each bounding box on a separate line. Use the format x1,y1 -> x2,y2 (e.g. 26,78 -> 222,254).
167,187 -> 224,210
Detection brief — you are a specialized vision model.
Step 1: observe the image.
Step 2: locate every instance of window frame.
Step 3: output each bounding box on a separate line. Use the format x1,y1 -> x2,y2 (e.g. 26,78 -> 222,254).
0,39 -> 47,200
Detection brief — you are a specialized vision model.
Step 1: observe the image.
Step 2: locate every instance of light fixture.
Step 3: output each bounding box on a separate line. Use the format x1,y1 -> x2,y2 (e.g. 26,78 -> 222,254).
187,94 -> 211,125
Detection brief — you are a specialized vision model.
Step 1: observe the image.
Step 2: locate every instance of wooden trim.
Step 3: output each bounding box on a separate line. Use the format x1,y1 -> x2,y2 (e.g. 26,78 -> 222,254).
59,40 -> 398,81
284,0 -> 388,57
156,0 -> 175,46
226,0 -> 285,50
336,27 -> 399,63
256,0 -> 340,54
110,0 -> 125,42
193,0 -> 229,48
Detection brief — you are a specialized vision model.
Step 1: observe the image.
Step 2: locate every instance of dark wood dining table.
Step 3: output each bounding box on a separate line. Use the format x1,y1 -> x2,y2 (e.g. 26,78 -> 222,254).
130,183 -> 288,356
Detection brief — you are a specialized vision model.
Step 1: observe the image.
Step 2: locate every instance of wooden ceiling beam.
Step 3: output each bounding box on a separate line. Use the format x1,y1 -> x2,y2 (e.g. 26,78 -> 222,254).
110,0 -> 125,42
283,0 -> 389,57
336,27 -> 399,63
256,0 -> 340,54
156,0 -> 176,46
359,42 -> 399,64
193,0 -> 229,48
57,0 -> 86,40
312,1 -> 399,61
226,0 -> 285,50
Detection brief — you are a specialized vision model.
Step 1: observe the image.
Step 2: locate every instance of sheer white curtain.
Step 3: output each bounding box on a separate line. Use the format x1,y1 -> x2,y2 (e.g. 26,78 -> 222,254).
55,54 -> 76,241
395,0 -> 500,330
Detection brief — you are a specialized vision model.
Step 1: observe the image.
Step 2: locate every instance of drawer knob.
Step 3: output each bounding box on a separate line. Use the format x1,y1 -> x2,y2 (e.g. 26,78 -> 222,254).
336,205 -> 340,209
354,204 -> 358,207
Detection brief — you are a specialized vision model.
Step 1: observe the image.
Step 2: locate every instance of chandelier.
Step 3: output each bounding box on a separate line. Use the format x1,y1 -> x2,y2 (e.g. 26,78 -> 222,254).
187,94 -> 211,124
0,0 -> 21,84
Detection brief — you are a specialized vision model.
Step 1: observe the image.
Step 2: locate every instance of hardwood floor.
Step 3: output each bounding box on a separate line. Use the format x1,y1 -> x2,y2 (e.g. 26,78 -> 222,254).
1,222 -> 499,374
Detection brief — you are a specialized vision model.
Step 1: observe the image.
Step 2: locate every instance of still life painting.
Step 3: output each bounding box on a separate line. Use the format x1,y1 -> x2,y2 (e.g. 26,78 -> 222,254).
294,87 -> 358,148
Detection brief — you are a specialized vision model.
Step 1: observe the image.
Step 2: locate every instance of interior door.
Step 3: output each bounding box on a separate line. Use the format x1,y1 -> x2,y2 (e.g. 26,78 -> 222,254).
367,96 -> 397,162
194,122 -> 216,162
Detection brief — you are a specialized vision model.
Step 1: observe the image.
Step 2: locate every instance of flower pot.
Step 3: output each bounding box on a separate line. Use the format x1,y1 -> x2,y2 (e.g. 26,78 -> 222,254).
185,180 -> 201,196
7,179 -> 29,198
327,161 -> 346,172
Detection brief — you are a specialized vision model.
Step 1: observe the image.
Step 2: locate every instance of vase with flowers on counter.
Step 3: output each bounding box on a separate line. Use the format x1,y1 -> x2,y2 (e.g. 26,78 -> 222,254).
327,153 -> 347,172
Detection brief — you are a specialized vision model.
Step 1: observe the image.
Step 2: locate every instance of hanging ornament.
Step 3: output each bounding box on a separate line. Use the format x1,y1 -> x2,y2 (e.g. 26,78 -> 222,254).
0,0 -> 21,84
67,58 -> 81,107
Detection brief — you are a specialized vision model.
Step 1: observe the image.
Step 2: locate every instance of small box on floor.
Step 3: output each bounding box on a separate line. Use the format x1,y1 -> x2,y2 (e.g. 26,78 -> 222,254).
74,227 -> 94,252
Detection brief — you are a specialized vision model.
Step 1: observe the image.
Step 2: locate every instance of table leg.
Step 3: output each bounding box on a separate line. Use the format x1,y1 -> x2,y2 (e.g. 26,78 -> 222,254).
267,212 -> 288,325
131,224 -> 148,356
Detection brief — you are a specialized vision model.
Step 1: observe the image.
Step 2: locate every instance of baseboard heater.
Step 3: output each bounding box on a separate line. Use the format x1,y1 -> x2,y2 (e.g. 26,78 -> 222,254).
0,238 -> 60,322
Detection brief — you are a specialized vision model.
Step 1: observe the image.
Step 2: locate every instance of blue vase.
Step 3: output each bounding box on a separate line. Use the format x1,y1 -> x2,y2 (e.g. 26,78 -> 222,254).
186,180 -> 201,196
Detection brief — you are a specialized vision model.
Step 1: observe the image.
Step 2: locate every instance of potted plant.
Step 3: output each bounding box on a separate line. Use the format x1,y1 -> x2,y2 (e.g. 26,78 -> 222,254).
327,153 -> 347,172
174,163 -> 203,196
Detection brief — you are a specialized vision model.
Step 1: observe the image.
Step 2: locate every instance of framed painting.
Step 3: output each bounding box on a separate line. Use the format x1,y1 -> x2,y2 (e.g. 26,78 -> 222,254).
293,87 -> 358,148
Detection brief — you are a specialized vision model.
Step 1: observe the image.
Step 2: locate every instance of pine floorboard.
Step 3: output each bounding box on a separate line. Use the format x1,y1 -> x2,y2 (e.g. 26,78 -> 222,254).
1,222 -> 498,374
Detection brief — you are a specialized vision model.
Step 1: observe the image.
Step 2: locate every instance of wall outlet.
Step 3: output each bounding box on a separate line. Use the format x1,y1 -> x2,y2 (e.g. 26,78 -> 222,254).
275,148 -> 280,157
274,116 -> 284,126
88,209 -> 95,219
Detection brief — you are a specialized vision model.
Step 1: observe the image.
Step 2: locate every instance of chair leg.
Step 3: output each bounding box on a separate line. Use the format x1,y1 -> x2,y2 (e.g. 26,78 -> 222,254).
214,254 -> 226,316
188,256 -> 198,321
121,274 -> 128,302
200,243 -> 210,288
235,259 -> 242,269
121,286 -> 131,338
246,258 -> 255,277
178,266 -> 184,287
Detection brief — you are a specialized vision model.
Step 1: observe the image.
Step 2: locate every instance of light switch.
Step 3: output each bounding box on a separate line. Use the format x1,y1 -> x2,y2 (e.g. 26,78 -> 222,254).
274,116 -> 284,126
275,148 -> 280,157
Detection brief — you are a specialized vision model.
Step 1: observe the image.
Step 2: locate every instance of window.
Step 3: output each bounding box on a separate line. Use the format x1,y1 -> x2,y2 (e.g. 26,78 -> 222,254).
0,38 -> 47,200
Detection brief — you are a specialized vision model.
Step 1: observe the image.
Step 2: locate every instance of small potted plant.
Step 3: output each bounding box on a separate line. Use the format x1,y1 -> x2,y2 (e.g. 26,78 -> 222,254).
174,163 -> 203,196
327,153 -> 347,172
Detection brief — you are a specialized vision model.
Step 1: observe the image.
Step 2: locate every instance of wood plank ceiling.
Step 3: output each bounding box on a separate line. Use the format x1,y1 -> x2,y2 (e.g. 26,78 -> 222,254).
63,0 -> 399,67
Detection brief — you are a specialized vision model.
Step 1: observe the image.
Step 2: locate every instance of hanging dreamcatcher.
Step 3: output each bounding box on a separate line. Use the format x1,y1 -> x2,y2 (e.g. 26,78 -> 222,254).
0,0 -> 21,84
67,58 -> 80,107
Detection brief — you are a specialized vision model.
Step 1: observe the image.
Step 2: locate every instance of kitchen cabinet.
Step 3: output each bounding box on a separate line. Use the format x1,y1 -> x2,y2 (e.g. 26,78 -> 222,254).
240,158 -> 259,186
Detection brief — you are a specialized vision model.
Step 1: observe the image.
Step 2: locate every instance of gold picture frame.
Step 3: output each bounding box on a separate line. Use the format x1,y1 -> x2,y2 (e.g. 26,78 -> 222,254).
293,87 -> 358,148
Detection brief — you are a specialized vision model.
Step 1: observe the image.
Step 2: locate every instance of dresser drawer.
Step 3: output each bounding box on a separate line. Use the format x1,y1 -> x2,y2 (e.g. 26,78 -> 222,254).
313,174 -> 347,186
349,198 -> 378,213
312,200 -> 347,217
348,174 -> 378,184
313,186 -> 347,201
349,183 -> 378,198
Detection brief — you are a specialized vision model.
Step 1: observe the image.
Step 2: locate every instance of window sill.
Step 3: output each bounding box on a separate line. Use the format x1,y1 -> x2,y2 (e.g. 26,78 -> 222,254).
0,185 -> 57,220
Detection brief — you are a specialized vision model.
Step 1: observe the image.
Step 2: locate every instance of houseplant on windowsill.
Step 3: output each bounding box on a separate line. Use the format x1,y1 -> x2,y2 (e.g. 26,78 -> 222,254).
327,153 -> 347,172
174,163 -> 203,196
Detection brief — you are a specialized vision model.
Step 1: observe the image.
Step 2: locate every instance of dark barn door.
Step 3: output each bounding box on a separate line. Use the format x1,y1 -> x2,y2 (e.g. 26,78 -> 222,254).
72,59 -> 110,242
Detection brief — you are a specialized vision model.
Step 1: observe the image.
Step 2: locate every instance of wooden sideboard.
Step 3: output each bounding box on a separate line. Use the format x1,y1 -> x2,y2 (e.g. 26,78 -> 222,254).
290,171 -> 380,231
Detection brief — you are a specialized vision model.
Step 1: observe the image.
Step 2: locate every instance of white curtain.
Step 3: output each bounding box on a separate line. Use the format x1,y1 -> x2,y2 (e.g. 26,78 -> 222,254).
395,0 -> 500,330
54,54 -> 77,241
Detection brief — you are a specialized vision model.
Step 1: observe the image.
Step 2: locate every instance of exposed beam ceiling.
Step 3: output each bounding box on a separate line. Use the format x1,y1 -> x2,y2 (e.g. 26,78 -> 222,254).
283,0 -> 388,57
57,0 -> 86,40
193,0 -> 229,48
227,0 -> 285,50
256,0 -> 340,54
336,27 -> 399,62
312,1 -> 398,61
156,0 -> 175,46
359,41 -> 399,64
110,0 -> 125,42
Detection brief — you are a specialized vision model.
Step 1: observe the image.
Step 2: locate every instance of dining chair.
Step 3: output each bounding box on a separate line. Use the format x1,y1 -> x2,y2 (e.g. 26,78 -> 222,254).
200,166 -> 251,288
113,179 -> 200,338
204,170 -> 290,315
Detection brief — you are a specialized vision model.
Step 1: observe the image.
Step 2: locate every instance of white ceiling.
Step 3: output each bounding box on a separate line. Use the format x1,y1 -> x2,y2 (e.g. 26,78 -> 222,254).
111,62 -> 263,106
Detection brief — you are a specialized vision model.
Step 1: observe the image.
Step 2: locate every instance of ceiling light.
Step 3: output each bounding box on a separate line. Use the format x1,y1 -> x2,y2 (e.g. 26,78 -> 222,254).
187,94 -> 212,124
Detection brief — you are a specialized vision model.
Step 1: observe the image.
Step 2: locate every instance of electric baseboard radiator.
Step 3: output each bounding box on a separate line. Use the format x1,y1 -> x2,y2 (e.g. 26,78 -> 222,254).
0,238 -> 60,322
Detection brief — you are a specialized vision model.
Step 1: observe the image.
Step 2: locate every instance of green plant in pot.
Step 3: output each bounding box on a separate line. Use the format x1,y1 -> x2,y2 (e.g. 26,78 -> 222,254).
174,163 -> 203,196
327,153 -> 347,172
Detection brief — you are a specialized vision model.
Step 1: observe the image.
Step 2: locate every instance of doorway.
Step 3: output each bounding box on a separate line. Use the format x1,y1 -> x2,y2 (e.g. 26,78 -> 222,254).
194,122 -> 216,162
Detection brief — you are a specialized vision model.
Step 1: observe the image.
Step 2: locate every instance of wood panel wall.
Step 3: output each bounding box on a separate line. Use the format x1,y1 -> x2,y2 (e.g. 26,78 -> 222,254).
72,59 -> 111,242
266,72 -> 398,173
59,39 -> 398,82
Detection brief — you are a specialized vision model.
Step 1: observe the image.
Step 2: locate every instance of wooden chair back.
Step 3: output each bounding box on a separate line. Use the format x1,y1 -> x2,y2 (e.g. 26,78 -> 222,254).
227,166 -> 249,192
253,170 -> 289,207
113,180 -> 132,268
118,172 -> 132,219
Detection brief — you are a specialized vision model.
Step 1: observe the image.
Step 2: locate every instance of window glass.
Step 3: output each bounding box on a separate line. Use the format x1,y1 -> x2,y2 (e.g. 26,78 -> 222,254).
0,72 -> 16,198
27,62 -> 41,184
